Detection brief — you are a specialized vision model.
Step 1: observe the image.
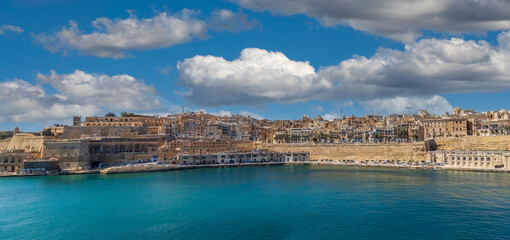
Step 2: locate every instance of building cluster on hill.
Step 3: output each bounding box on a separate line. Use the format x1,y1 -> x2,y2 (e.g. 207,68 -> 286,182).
272,107 -> 510,143
0,107 -> 509,174
78,107 -> 510,144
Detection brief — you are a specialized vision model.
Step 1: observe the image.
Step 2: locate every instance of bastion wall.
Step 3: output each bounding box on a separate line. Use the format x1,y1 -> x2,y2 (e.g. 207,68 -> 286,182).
42,140 -> 90,170
7,134 -> 45,153
0,140 -> 10,151
435,135 -> 510,151
258,143 -> 428,162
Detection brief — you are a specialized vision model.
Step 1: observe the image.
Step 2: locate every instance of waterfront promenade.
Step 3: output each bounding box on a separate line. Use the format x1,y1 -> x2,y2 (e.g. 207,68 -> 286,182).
99,162 -> 285,174
74,160 -> 510,175
4,159 -> 510,177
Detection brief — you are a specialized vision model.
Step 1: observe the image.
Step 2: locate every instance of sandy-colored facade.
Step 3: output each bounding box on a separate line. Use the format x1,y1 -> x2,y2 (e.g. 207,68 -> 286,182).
422,119 -> 471,138
0,151 -> 32,172
430,151 -> 510,169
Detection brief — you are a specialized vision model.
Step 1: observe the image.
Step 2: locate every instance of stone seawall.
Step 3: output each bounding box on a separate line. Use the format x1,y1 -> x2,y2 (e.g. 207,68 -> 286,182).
258,143 -> 428,162
100,162 -> 285,174
435,135 -> 510,151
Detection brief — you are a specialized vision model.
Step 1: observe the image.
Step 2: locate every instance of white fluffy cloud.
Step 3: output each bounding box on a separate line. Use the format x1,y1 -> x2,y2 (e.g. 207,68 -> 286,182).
177,33 -> 510,112
35,10 -> 206,58
0,24 -> 23,35
34,9 -> 256,58
0,70 -> 163,123
177,48 -> 332,106
37,70 -> 161,110
233,0 -> 510,42
323,113 -> 342,121
0,80 -> 98,123
362,96 -> 453,115
319,35 -> 510,99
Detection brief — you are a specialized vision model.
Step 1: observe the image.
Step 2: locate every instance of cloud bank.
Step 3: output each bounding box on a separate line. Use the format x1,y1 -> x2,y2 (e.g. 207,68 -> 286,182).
233,0 -> 510,42
178,32 -> 510,114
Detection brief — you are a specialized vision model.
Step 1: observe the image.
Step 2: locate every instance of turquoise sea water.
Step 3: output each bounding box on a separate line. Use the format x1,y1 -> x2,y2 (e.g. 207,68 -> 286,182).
1,166 -> 510,240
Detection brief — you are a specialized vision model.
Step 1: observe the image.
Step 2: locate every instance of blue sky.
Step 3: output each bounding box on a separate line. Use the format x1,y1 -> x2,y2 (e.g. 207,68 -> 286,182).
1,0 -> 510,131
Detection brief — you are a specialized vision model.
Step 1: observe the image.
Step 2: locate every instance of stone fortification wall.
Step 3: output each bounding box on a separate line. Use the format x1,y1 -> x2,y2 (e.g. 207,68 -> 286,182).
61,126 -> 147,140
435,136 -> 510,151
42,140 -> 90,170
7,134 -> 45,153
0,140 -> 10,151
258,143 -> 428,162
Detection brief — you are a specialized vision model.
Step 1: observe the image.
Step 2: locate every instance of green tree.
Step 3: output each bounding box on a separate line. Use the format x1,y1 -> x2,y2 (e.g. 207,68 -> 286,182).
412,134 -> 419,141
121,112 -> 138,117
105,112 -> 116,117
396,130 -> 408,139
347,134 -> 353,141
374,133 -> 383,141
0,132 -> 13,140
319,132 -> 328,143
42,129 -> 53,136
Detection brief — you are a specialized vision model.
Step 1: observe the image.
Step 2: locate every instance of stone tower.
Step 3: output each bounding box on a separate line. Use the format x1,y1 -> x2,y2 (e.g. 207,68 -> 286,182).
73,116 -> 82,126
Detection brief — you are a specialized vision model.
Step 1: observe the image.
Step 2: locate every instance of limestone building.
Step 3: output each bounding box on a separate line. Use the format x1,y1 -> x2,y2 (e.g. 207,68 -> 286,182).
430,151 -> 510,169
422,118 -> 472,138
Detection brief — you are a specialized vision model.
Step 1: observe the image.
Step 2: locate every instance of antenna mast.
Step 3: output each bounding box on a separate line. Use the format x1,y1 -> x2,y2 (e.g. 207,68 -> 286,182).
406,107 -> 412,115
